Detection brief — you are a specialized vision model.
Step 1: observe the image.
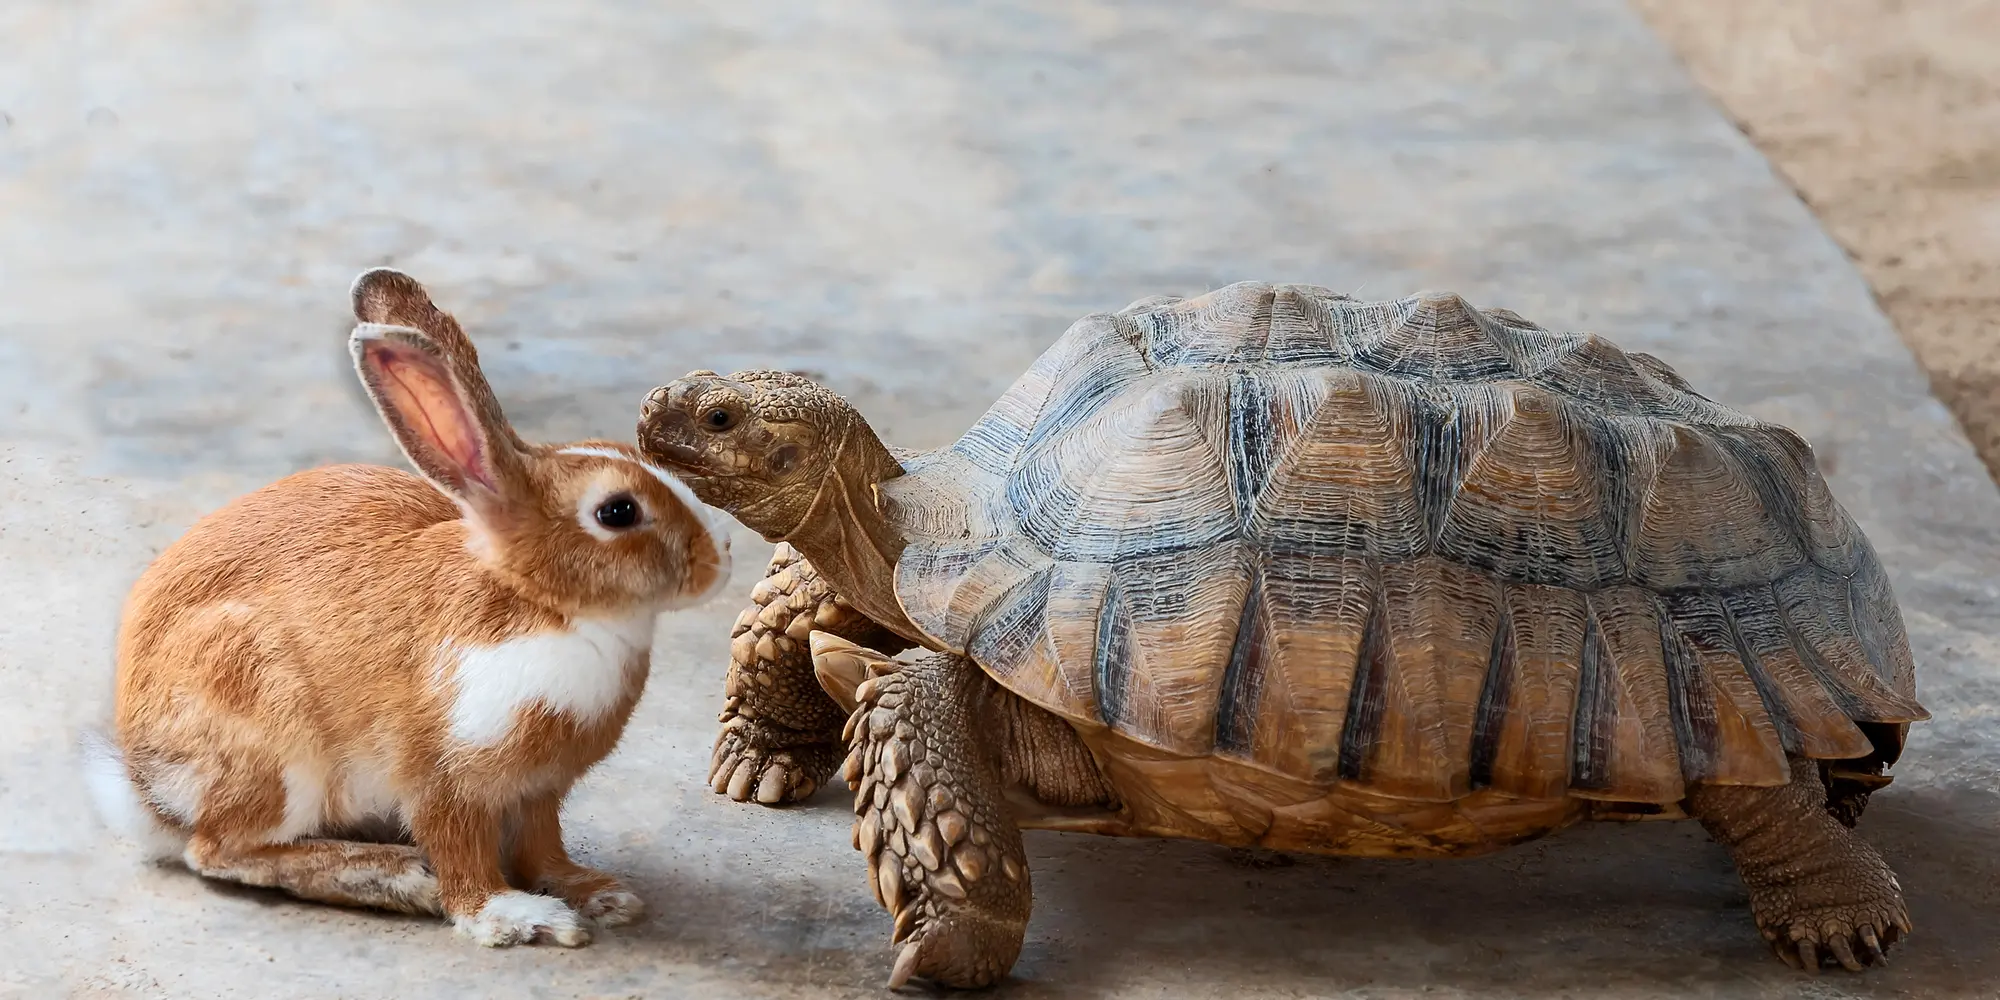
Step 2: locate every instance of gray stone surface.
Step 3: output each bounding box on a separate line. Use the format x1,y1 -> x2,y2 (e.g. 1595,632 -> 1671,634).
3,0 -> 1996,996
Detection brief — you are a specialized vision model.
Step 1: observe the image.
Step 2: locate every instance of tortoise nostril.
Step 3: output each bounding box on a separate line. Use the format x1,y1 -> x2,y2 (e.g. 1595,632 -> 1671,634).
641,387 -> 672,419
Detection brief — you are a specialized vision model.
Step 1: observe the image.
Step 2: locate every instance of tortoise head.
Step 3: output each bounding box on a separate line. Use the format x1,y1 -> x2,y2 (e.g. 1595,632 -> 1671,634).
638,369 -> 884,541
641,369 -> 921,642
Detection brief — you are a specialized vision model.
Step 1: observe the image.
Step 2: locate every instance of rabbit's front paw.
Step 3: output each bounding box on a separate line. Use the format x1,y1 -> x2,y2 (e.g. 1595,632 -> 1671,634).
454,891 -> 591,948
534,867 -> 645,928
577,886 -> 645,927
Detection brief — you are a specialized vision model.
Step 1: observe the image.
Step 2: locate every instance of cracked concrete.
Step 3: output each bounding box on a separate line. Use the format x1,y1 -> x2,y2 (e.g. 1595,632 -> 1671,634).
3,1 -> 1998,997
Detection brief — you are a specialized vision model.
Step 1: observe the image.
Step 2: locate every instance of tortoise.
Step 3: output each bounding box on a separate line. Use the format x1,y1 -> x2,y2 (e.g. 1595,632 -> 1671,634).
635,282 -> 1928,988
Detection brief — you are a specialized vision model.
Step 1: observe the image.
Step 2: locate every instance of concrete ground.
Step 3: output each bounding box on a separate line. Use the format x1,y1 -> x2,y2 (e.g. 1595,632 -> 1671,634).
3,1 -> 1997,997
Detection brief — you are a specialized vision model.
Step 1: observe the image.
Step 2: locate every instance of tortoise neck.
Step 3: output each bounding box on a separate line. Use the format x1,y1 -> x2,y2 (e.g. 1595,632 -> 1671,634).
781,427 -> 927,647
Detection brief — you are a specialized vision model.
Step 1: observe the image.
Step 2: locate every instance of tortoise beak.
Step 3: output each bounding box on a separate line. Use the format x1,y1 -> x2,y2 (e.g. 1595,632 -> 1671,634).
637,382 -> 712,474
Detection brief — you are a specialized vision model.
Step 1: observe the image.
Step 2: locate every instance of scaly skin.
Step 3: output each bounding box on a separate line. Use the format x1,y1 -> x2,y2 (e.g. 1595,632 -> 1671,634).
836,648 -> 1120,990
712,542 -> 912,804
844,652 -> 1033,990
1687,756 -> 1912,972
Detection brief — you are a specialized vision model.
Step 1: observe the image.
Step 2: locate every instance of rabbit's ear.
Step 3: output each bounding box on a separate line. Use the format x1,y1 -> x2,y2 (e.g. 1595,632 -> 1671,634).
351,269 -> 481,363
349,269 -> 529,451
350,323 -> 527,513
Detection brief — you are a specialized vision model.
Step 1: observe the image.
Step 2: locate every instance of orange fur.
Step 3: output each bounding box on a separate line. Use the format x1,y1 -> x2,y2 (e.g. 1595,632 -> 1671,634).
98,270 -> 729,946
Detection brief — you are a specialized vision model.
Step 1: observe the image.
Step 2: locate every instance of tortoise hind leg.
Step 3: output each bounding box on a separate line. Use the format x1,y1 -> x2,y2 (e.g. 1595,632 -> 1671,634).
1687,755 -> 1912,972
711,543 -> 911,804
842,651 -> 1031,990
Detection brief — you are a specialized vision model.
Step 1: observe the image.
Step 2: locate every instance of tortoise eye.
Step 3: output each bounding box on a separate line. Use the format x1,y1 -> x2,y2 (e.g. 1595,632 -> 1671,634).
594,495 -> 641,530
703,408 -> 737,431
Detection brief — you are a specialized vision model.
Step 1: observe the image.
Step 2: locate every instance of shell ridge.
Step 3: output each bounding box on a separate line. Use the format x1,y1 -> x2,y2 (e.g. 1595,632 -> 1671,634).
1335,586 -> 1393,782
1658,593 -> 1718,782
1266,285 -> 1354,365
1606,415 -> 1676,584
1092,570 -> 1133,728
1467,302 -> 1527,377
1227,369 -> 1335,537
1467,597 -> 1516,790
1409,383 -> 1503,550
1212,563 -> 1268,756
1568,602 -> 1615,789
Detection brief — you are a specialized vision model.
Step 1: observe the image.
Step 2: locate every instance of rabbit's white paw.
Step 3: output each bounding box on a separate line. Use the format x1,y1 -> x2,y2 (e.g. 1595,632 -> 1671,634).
455,891 -> 590,947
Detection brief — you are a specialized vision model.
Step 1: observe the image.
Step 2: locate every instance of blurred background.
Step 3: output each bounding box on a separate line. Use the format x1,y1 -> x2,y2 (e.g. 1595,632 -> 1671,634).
2,2 -> 1996,997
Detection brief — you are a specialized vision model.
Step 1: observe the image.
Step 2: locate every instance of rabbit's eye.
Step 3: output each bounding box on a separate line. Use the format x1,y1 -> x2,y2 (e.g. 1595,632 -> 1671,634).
594,496 -> 641,530
703,408 -> 737,431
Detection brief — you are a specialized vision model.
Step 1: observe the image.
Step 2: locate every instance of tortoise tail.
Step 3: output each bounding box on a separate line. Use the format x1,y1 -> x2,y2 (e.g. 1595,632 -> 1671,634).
1820,720 -> 1907,827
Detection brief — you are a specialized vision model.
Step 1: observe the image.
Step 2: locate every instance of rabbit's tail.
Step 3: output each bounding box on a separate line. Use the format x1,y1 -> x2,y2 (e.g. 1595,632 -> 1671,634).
80,726 -> 189,861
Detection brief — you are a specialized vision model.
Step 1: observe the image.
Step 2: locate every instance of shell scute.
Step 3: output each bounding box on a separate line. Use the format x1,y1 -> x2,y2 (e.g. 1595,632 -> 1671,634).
1430,387 -> 1632,588
1473,584 -> 1585,801
1090,543 -> 1252,756
1570,590 -> 1685,802
1348,292 -> 1517,382
1132,283 -> 1277,368
1216,549 -> 1375,782
1006,374 -> 1238,563
1246,369 -> 1426,560
1341,557 -> 1503,802
1631,426 -> 1809,590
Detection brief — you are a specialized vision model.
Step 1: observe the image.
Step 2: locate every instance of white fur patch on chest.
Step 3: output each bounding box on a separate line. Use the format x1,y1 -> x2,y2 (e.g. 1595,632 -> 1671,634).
439,608 -> 660,747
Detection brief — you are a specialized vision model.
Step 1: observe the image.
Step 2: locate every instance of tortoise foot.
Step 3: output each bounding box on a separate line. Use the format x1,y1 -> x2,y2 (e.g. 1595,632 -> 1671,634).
1751,875 -> 1910,973
1689,756 -> 1913,975
888,900 -> 1027,991
844,653 -> 1029,990
708,716 -> 838,805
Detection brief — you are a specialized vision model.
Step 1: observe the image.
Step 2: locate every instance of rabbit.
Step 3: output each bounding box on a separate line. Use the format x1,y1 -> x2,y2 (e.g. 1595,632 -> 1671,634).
80,268 -> 732,947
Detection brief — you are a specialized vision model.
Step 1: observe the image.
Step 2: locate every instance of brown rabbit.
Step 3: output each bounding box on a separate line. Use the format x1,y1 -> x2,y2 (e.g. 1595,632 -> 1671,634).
81,269 -> 731,947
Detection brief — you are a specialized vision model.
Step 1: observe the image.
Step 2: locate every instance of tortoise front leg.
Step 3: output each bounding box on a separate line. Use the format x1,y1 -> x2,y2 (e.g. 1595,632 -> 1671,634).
712,543 -> 911,804
843,651 -> 1031,990
1687,755 -> 1912,972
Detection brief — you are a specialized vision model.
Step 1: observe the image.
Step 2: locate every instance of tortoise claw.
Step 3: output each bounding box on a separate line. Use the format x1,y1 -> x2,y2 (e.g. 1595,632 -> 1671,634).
889,941 -> 922,990
1773,940 -> 1805,971
1796,940 -> 1820,975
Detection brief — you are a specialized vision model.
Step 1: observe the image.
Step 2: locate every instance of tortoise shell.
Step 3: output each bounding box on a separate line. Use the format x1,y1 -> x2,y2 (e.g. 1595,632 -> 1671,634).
878,282 -> 1926,806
